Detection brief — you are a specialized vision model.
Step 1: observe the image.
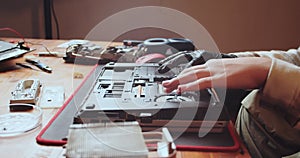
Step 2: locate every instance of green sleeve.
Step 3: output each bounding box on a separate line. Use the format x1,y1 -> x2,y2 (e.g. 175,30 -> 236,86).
233,47 -> 300,126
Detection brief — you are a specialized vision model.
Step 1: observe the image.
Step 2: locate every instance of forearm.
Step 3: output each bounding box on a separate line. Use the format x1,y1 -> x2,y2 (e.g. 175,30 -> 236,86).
230,47 -> 300,66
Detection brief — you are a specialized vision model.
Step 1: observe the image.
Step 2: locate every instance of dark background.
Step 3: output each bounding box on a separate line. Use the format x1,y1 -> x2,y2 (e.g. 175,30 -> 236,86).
1,0 -> 299,53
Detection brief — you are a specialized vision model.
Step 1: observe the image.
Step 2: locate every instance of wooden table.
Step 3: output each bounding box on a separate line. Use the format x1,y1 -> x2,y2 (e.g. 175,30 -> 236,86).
0,38 -> 250,158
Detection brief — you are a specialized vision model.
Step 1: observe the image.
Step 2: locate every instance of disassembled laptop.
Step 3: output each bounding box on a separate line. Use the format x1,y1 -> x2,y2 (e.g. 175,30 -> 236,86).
73,62 -> 228,132
66,62 -> 228,157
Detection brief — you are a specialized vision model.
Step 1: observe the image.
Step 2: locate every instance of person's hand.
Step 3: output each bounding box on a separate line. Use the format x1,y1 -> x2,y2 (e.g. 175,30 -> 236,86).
162,57 -> 272,93
157,50 -> 237,74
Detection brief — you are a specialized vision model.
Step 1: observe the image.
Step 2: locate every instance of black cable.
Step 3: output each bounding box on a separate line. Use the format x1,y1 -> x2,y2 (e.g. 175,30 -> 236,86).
50,0 -> 60,39
44,0 -> 52,39
154,93 -> 177,102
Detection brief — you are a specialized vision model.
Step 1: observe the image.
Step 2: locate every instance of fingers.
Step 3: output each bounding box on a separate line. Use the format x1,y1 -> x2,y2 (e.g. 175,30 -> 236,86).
178,77 -> 212,92
180,64 -> 207,75
162,81 -> 179,93
162,65 -> 210,93
163,76 -> 212,93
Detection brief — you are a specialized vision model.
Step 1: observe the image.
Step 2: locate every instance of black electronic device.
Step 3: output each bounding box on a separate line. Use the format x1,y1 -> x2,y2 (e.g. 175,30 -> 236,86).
63,38 -> 195,64
137,38 -> 195,56
74,62 -> 228,134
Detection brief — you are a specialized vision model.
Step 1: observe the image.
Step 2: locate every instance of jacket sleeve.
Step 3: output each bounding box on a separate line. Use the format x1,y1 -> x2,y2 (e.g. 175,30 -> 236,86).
230,47 -> 300,66
232,47 -> 300,127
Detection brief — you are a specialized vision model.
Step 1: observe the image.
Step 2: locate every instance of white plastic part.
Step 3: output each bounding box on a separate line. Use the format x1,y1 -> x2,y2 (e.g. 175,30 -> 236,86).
10,79 -> 41,105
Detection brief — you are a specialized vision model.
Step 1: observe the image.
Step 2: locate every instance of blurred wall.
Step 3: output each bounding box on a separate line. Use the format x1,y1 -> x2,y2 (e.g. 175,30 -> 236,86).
1,0 -> 299,52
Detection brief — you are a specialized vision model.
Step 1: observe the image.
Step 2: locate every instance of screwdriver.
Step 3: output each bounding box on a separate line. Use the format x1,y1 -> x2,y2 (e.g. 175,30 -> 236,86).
16,63 -> 38,71
25,56 -> 52,73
